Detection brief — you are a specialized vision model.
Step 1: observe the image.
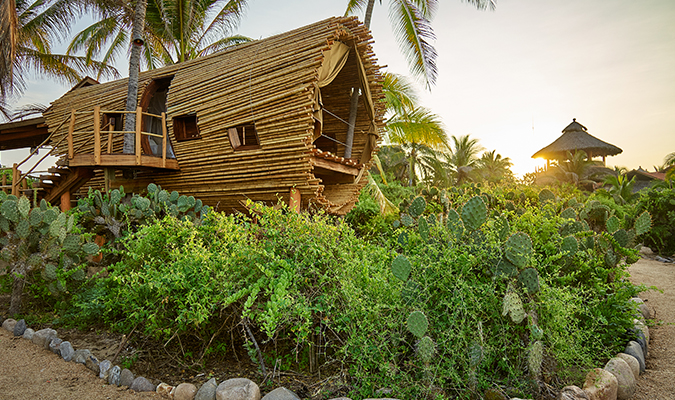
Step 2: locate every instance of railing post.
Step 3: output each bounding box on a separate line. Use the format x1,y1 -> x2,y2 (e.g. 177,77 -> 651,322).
161,112 -> 167,168
136,107 -> 142,165
107,120 -> 114,154
11,163 -> 18,196
94,106 -> 101,165
68,109 -> 75,159
2,173 -> 6,193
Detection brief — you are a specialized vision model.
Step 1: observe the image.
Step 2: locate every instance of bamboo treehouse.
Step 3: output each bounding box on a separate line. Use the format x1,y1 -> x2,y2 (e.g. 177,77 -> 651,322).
3,16 -> 385,215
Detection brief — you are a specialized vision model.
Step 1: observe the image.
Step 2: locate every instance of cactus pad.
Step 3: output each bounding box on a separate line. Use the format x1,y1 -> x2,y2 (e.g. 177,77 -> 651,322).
461,196 -> 488,231
496,258 -> 518,278
63,234 -> 81,254
606,215 -> 620,233
392,220 -> 401,229
427,214 -> 436,226
505,200 -> 516,212
17,196 -> 30,218
613,229 -> 629,248
560,207 -> 577,220
0,216 -> 8,232
16,219 -> 31,239
158,190 -> 169,203
147,183 -> 158,194
604,249 -> 617,267
529,323 -> 544,340
561,236 -> 578,255
418,217 -> 429,241
518,267 -> 540,294
1,200 -> 19,222
44,263 -> 57,280
446,209 -> 464,238
401,213 -> 414,227
397,231 -> 409,247
392,255 -> 412,282
407,311 -> 429,338
538,189 -> 555,203
29,208 -> 43,227
502,292 -> 526,323
504,232 -> 533,268
634,211 -> 652,236
528,340 -> 543,377
408,196 -> 426,218
417,336 -> 436,364
468,342 -> 483,368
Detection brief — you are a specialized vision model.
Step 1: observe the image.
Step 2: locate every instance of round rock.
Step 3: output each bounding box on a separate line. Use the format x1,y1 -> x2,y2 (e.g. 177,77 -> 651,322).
60,341 -> 74,362
73,349 -> 92,364
625,341 -> 645,374
32,328 -> 57,349
558,385 -> 589,400
583,368 -> 618,400
615,353 -> 640,380
261,387 -> 301,400
604,357 -> 636,400
119,368 -> 135,387
156,382 -> 175,398
49,337 -> 63,354
99,360 -> 112,379
174,383 -> 198,400
2,319 -> 17,332
130,376 -> 157,392
86,354 -> 100,374
22,328 -> 35,340
108,365 -> 121,386
216,378 -> 261,400
195,377 -> 218,400
13,319 -> 26,336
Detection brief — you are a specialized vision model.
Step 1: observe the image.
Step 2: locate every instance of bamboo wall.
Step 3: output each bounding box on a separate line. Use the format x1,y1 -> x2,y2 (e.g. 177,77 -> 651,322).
42,16 -> 385,215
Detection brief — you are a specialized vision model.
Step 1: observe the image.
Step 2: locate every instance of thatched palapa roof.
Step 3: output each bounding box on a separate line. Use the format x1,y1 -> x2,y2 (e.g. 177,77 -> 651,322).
532,119 -> 622,160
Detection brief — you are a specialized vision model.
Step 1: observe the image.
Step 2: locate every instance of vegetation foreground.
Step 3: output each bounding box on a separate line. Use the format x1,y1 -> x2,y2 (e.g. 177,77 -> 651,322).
1,180 -> 671,399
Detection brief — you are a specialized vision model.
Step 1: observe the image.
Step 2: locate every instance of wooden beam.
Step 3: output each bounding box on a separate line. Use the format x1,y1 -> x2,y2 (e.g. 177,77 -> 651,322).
94,106 -> 101,165
60,191 -> 71,212
69,154 -> 180,170
68,110 -> 75,159
309,157 -> 359,176
290,187 -> 301,213
135,107 -> 142,165
161,112 -> 167,168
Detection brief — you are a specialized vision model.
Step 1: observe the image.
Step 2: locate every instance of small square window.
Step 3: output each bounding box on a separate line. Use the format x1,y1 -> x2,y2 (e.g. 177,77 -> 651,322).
174,114 -> 201,141
228,123 -> 260,150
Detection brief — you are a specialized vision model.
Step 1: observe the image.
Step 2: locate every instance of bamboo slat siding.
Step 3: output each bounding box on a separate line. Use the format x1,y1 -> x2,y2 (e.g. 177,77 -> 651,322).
43,16 -> 385,215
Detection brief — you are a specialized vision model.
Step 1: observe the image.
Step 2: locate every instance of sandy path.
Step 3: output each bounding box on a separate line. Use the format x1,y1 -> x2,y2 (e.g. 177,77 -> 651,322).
628,258 -> 675,400
0,328 -> 158,400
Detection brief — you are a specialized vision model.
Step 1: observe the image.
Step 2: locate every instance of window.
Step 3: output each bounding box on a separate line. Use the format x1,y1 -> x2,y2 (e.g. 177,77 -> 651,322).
173,114 -> 201,141
228,123 -> 260,150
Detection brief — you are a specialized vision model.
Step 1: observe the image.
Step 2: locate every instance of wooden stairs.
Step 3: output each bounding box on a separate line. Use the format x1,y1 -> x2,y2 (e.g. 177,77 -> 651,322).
35,166 -> 94,206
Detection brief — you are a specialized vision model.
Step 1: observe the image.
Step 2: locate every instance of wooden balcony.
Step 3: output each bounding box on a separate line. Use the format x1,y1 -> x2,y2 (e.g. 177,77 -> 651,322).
66,106 -> 179,170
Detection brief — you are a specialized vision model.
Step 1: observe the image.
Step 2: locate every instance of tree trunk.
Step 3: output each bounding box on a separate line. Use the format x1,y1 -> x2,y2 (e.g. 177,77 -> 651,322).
9,273 -> 24,316
123,0 -> 148,154
409,144 -> 416,186
364,0 -> 375,28
344,87 -> 359,159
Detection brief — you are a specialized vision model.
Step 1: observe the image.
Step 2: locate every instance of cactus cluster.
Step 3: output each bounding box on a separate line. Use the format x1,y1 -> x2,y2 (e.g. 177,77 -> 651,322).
0,193 -> 99,311
538,189 -> 555,203
560,235 -> 579,256
518,268 -> 540,294
504,232 -> 533,268
502,291 -> 526,324
416,336 -> 436,364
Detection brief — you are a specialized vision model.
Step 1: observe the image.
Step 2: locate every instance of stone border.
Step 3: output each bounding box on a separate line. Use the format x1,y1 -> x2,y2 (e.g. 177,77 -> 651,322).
0,297 -> 652,400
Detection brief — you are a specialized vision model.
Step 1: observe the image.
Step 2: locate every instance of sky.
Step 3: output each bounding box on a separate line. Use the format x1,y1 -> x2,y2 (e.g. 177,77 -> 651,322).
4,0 -> 675,177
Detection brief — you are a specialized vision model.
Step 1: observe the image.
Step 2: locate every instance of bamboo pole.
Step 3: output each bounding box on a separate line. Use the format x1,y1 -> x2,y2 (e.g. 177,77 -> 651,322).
135,107 -> 142,165
11,164 -> 18,196
161,112 -> 167,168
68,110 -> 75,159
94,106 -> 101,165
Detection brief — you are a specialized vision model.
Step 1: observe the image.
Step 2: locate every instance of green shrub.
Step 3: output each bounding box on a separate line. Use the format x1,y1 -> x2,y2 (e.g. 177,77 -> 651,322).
634,187 -> 675,255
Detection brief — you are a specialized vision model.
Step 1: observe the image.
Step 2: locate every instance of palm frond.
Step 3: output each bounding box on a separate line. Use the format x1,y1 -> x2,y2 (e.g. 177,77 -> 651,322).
344,0 -> 370,16
382,72 -> 418,115
366,173 -> 399,215
11,102 -> 46,120
389,0 -> 437,89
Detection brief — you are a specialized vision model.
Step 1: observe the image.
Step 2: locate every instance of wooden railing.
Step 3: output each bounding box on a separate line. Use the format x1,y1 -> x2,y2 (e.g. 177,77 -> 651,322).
67,106 -> 169,168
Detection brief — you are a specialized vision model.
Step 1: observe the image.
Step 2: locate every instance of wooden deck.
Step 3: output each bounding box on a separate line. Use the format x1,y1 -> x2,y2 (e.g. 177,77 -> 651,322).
68,154 -> 180,170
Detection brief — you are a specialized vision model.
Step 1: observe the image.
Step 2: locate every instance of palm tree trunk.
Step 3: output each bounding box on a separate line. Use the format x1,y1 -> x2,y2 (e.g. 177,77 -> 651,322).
123,0 -> 148,154
364,0 -> 375,28
9,273 -> 24,316
409,143 -> 416,186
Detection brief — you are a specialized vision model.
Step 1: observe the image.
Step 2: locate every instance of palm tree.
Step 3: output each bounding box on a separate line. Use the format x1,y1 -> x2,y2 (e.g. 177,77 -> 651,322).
552,150 -> 601,188
68,0 -> 250,75
476,149 -> 513,184
0,0 -> 118,118
345,0 -> 495,89
447,134 -> 483,185
603,173 -> 636,205
123,0 -> 148,154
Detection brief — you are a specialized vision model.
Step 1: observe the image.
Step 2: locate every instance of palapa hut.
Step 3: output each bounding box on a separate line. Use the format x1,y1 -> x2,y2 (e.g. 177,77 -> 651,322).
532,119 -> 622,166
7,16 -> 385,215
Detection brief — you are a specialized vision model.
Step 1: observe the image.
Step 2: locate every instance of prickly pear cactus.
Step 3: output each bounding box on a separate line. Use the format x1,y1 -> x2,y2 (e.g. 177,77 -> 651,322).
495,258 -> 518,278
634,211 -> 652,236
518,268 -> 540,294
505,232 -> 533,268
468,342 -> 483,368
529,323 -> 544,340
401,214 -> 414,227
613,229 -> 629,248
408,196 -> 426,218
392,255 -> 412,282
416,336 -> 436,364
407,311 -> 429,338
528,340 -> 544,377
560,236 -> 578,255
538,189 -> 555,203
502,292 -> 526,324
418,217 -> 429,241
606,215 -> 620,233
461,196 -> 488,231
446,209 -> 464,238
392,220 -> 401,229
397,231 -> 409,247
604,248 -> 617,267
560,207 -> 577,220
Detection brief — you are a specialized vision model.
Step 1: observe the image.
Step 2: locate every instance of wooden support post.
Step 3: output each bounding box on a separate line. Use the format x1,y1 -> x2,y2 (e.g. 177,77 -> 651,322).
22,179 -> 27,192
104,168 -> 115,193
2,173 -> 6,193
68,110 -> 75,159
161,112 -> 167,168
11,163 -> 18,196
107,125 -> 114,154
135,107 -> 142,165
290,187 -> 301,213
94,106 -> 101,165
60,191 -> 71,212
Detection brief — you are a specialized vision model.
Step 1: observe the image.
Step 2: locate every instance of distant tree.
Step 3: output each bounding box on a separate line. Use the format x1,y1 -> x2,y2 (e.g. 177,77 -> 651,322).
603,173 -> 636,205
447,134 -> 483,185
476,149 -> 513,184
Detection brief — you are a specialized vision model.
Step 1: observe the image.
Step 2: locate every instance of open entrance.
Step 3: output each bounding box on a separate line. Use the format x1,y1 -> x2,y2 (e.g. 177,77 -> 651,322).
139,76 -> 175,158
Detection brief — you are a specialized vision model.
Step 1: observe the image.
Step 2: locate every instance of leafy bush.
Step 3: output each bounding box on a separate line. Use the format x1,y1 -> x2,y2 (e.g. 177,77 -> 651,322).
634,187 -> 675,255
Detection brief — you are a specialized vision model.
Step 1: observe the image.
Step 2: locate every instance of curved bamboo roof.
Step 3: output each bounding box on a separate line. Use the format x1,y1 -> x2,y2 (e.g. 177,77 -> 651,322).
532,119 -> 622,160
